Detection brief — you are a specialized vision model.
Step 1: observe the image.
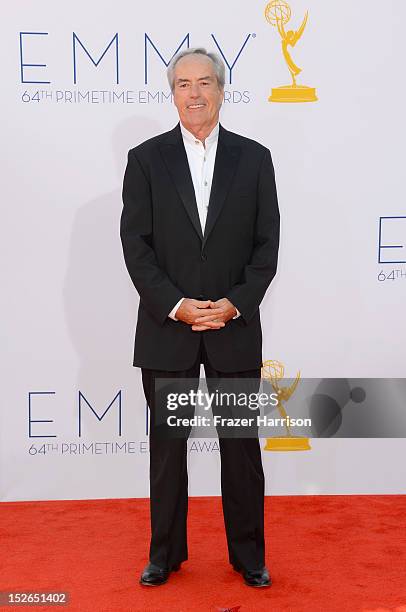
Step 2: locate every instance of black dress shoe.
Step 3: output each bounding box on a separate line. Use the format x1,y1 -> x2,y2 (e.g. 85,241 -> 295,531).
232,564 -> 271,587
139,562 -> 181,586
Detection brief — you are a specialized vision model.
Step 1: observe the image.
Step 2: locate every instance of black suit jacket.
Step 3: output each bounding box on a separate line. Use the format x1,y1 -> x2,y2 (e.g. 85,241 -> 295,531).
120,122 -> 280,372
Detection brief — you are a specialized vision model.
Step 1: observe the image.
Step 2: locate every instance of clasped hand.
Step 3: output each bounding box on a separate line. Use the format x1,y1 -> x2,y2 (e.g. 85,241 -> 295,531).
175,298 -> 237,331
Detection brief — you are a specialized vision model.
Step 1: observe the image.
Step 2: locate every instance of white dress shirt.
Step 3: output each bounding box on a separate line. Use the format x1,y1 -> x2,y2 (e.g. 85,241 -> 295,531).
168,122 -> 240,321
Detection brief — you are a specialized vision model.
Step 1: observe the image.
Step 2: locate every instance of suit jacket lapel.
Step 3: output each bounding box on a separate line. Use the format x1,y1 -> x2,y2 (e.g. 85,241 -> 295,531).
159,123 -> 241,245
159,124 -> 203,241
203,125 -> 241,247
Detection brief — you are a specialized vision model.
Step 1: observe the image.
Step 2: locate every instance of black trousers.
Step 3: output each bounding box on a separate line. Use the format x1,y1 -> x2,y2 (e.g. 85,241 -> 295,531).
141,338 -> 265,571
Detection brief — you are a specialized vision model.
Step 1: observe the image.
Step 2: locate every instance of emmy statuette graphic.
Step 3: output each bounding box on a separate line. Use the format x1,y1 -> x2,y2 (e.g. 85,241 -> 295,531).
261,360 -> 311,451
264,0 -> 317,102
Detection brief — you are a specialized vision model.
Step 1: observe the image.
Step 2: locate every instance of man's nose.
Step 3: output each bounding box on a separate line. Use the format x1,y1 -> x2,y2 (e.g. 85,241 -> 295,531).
189,83 -> 200,97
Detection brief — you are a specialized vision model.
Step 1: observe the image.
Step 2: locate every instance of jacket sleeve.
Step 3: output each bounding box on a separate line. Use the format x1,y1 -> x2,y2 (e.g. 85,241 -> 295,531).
226,148 -> 280,324
120,148 -> 184,325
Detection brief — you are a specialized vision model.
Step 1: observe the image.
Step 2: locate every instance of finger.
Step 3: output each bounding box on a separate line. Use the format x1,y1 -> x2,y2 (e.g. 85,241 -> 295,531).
194,320 -> 225,329
194,315 -> 224,324
194,308 -> 224,320
192,300 -> 212,308
194,306 -> 215,314
191,324 -> 224,331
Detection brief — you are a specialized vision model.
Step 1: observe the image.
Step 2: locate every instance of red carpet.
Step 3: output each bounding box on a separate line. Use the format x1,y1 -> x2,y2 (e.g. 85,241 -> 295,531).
1,495 -> 406,611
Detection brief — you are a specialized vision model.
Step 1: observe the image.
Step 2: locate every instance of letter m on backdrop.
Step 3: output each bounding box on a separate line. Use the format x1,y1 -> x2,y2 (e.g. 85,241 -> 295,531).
144,33 -> 189,85
78,391 -> 122,437
73,33 -> 119,84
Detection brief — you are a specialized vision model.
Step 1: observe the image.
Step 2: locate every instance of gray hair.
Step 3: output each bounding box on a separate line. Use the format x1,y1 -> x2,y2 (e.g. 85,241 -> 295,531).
167,47 -> 225,92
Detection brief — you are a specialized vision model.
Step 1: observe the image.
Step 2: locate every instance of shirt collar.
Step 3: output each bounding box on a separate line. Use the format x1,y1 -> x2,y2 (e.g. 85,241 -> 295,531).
180,122 -> 219,148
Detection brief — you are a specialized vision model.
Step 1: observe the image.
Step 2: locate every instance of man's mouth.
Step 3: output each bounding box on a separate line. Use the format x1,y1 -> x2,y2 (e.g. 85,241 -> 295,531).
187,104 -> 205,109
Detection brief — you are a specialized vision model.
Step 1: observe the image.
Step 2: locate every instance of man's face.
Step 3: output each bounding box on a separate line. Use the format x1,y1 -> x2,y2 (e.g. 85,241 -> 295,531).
172,55 -> 224,134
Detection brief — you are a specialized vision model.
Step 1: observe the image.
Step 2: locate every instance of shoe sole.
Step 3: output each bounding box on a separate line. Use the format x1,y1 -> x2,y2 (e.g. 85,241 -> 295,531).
244,580 -> 272,588
139,578 -> 168,586
233,565 -> 271,587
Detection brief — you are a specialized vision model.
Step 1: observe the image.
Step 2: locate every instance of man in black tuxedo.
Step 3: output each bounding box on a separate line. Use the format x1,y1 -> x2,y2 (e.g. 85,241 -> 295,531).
120,48 -> 280,588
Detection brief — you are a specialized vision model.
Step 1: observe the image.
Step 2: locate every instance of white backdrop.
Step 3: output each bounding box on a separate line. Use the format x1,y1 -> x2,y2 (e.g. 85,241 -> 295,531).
2,0 -> 405,501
